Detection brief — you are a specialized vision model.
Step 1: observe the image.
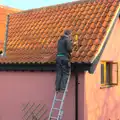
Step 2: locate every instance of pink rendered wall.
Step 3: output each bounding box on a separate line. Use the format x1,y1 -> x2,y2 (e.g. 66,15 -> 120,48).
84,18 -> 120,120
0,71 -> 84,120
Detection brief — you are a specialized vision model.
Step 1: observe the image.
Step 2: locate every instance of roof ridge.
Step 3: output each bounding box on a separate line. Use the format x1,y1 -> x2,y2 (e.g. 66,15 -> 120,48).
9,0 -> 95,16
9,0 -> 119,16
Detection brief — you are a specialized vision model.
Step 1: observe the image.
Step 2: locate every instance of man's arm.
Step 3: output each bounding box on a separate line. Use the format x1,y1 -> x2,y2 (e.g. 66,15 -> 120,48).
66,39 -> 73,53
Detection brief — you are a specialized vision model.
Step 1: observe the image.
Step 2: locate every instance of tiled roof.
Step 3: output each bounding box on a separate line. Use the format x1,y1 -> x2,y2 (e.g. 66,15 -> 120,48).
0,0 -> 119,64
0,5 -> 20,51
0,41 -> 4,51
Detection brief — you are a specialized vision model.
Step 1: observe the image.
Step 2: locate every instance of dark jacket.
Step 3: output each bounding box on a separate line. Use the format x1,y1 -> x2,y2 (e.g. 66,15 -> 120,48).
57,35 -> 73,59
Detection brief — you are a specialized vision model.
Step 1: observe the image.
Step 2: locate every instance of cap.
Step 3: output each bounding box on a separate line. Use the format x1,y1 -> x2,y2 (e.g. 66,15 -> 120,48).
64,29 -> 72,35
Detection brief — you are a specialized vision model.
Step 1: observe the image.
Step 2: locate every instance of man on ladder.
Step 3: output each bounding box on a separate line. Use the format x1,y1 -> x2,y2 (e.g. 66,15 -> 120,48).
48,29 -> 78,120
55,29 -> 73,92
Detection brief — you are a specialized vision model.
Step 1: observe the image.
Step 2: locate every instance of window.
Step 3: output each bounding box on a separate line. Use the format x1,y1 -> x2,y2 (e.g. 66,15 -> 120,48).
101,61 -> 118,85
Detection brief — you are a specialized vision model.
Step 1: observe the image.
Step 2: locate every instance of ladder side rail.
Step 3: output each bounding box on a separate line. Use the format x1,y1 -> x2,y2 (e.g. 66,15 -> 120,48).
57,70 -> 71,120
48,93 -> 57,120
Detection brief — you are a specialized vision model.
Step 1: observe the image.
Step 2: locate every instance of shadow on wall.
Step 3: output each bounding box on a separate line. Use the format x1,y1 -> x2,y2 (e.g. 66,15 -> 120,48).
22,101 -> 48,120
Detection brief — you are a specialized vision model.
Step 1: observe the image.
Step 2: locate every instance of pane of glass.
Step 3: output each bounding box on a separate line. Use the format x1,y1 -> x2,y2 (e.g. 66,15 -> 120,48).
106,63 -> 111,84
112,63 -> 118,84
101,64 -> 104,84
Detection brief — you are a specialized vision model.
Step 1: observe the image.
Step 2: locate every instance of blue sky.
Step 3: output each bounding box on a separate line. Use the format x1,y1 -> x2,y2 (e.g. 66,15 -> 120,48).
0,0 -> 72,10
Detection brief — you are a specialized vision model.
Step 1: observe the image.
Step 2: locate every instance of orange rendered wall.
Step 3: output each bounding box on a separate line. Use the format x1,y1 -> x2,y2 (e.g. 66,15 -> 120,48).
0,6 -> 20,51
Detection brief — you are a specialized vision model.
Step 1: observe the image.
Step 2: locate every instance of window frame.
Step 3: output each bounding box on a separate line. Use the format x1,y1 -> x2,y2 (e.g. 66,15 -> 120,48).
101,61 -> 118,86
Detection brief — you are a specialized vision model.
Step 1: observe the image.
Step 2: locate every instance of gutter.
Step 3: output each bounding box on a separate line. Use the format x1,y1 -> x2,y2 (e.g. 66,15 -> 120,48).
0,62 -> 91,72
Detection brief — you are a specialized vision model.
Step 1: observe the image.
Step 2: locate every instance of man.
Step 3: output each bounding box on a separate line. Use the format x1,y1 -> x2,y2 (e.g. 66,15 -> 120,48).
55,29 -> 73,92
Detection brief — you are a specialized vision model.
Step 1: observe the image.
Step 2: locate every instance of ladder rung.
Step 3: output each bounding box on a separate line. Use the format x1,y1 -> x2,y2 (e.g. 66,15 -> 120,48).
56,99 -> 62,102
50,116 -> 57,119
56,90 -> 68,93
53,108 -> 60,110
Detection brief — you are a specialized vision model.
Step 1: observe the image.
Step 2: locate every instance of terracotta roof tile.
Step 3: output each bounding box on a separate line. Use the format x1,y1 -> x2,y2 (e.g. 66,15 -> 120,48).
0,0 -> 119,64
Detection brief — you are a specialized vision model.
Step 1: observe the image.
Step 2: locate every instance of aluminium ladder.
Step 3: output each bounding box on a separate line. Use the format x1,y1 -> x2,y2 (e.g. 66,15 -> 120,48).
48,70 -> 71,120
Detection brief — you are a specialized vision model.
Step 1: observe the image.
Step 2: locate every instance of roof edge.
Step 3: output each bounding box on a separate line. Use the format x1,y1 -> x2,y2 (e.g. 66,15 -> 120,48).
2,15 -> 9,57
90,6 -> 120,64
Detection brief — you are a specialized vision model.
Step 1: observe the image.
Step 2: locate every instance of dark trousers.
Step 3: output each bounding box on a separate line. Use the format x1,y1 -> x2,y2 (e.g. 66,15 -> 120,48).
55,56 -> 71,91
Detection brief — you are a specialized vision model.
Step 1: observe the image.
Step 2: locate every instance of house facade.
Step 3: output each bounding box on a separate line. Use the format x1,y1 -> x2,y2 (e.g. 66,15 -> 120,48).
85,18 -> 120,120
0,0 -> 119,120
0,5 -> 20,52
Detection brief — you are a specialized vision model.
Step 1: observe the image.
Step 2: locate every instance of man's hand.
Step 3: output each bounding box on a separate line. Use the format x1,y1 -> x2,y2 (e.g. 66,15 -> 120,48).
73,41 -> 78,46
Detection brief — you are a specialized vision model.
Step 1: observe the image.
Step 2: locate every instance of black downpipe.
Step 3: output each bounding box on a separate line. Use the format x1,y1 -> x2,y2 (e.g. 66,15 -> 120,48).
75,67 -> 79,120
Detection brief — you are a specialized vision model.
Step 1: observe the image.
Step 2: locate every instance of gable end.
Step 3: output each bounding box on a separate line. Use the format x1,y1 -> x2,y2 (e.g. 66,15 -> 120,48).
89,8 -> 120,74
